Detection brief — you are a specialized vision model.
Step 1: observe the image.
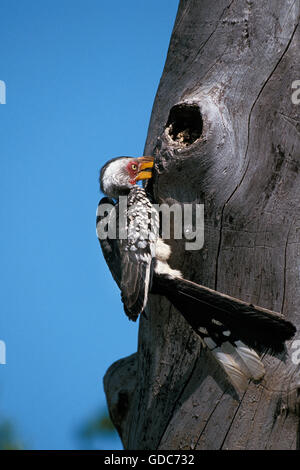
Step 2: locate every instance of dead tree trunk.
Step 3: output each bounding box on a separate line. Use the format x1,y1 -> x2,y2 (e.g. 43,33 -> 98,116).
104,0 -> 300,449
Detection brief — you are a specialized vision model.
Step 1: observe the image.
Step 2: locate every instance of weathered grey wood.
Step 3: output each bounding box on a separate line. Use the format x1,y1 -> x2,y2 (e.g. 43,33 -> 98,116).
103,353 -> 137,448
104,0 -> 300,449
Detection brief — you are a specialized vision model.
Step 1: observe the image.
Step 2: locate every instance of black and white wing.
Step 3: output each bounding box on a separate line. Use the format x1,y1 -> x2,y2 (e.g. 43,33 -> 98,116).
96,197 -> 122,288
153,274 -> 296,392
118,187 -> 159,320
96,187 -> 159,321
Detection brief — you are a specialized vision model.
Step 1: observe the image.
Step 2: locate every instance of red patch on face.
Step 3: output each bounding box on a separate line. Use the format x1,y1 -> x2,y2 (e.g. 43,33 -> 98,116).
127,160 -> 138,184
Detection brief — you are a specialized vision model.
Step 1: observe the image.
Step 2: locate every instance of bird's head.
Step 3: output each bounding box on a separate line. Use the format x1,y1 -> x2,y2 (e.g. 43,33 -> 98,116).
100,156 -> 154,198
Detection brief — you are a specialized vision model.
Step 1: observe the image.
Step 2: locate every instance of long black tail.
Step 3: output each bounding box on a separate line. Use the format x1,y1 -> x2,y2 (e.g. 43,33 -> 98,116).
153,274 -> 296,354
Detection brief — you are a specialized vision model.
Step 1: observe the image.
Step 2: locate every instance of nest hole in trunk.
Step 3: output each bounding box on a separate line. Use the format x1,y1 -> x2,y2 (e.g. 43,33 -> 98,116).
165,103 -> 203,147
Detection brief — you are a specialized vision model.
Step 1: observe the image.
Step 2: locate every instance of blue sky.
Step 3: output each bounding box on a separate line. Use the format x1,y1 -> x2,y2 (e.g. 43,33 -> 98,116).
0,0 -> 178,450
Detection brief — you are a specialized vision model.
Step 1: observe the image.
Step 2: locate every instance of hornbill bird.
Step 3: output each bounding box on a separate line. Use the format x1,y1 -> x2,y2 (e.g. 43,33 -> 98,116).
96,156 -> 296,392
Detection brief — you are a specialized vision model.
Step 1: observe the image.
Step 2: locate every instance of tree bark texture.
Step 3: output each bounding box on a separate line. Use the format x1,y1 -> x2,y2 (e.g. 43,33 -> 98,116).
104,0 -> 300,450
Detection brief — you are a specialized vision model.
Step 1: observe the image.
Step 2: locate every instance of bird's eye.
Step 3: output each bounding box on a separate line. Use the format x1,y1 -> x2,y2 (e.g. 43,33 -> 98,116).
131,164 -> 137,171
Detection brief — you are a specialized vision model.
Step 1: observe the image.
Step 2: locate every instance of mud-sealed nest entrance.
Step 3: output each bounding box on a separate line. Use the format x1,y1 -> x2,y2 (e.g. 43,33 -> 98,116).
165,103 -> 203,147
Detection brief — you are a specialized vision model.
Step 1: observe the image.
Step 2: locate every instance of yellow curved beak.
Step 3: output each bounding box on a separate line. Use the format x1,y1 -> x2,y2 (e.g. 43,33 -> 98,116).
136,156 -> 155,181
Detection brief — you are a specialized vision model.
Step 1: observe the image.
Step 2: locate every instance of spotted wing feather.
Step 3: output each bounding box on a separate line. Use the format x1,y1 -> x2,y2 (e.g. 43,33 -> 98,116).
96,188 -> 159,321
119,186 -> 158,320
96,197 -> 122,287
